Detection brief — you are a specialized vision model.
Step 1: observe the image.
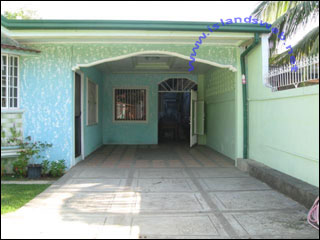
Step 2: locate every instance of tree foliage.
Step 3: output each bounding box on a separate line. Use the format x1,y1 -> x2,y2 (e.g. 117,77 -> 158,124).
3,8 -> 39,20
252,1 -> 319,65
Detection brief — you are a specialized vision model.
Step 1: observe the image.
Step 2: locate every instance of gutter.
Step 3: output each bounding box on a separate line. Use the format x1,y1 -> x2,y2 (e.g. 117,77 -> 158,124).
1,16 -> 270,33
240,33 -> 261,159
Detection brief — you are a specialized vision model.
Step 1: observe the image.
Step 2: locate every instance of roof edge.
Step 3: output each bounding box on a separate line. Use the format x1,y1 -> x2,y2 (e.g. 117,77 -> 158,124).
1,15 -> 270,33
1,44 -> 41,53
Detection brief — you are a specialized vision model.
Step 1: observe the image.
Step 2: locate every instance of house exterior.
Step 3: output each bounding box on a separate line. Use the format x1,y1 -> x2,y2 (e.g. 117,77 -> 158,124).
1,16 -> 318,187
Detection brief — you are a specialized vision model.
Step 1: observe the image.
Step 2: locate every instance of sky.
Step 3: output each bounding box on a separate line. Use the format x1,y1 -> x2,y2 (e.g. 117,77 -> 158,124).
1,1 -> 318,49
1,1 -> 261,22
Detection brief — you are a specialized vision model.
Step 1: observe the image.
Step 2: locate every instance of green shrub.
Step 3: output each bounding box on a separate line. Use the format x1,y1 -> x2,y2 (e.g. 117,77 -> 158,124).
12,158 -> 28,177
1,124 -> 23,147
18,136 -> 53,166
1,161 -> 7,177
7,126 -> 23,146
41,160 -> 50,177
49,160 -> 66,178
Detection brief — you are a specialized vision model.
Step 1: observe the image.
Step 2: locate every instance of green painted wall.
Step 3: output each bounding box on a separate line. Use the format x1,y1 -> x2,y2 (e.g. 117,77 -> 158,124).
203,67 -> 237,160
235,47 -> 244,161
247,43 -> 319,187
197,74 -> 206,145
102,73 -> 197,144
80,67 -> 104,157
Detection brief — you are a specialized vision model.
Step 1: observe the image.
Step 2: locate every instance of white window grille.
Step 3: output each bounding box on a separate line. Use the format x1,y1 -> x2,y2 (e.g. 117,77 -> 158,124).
114,88 -> 147,121
87,78 -> 98,125
266,54 -> 319,91
159,78 -> 197,92
1,54 -> 19,109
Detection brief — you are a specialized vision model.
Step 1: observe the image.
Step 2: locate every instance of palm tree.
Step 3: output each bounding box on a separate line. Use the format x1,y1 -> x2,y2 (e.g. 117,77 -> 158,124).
252,1 -> 319,65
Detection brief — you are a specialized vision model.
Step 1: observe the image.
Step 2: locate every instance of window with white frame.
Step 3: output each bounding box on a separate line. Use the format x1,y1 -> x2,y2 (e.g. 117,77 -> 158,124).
114,88 -> 147,121
87,78 -> 98,125
1,54 -> 19,109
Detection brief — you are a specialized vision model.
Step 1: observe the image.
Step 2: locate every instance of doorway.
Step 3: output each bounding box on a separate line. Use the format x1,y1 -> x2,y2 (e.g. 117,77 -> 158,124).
158,78 -> 198,146
158,92 -> 190,143
75,72 -> 83,159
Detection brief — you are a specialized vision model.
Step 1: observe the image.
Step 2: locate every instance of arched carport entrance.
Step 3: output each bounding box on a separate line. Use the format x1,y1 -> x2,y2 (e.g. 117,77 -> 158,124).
72,51 -> 237,163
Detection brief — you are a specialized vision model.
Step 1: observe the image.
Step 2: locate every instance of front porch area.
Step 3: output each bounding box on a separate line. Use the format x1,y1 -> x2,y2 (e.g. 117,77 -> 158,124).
75,51 -> 241,167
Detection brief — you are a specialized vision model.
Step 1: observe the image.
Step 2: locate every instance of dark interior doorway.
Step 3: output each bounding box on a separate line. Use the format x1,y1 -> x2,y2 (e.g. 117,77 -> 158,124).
158,92 -> 190,143
75,72 -> 82,158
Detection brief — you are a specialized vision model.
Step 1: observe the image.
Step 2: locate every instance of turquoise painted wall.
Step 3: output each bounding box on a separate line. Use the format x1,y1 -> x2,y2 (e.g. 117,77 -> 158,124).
80,67 -> 104,157
20,46 -> 74,168
247,43 -> 319,187
102,73 -> 197,144
203,67 -> 237,160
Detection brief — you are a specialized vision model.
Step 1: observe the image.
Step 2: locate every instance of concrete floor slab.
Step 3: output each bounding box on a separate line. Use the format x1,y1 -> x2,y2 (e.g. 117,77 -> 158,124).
2,214 -> 106,239
211,190 -> 302,211
132,215 -> 220,237
50,178 -> 128,192
19,192 -> 115,213
133,168 -> 189,179
136,193 -> 211,213
223,210 -> 318,238
192,168 -> 250,178
132,178 -> 197,192
98,215 -> 133,239
77,168 -> 130,179
107,192 -> 211,213
135,148 -> 180,160
200,177 -> 271,191
1,144 -> 318,239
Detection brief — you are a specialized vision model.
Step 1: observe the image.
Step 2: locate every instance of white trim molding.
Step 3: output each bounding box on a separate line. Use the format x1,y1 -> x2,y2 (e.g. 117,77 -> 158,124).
72,51 -> 238,73
1,54 -> 20,110
86,77 -> 99,126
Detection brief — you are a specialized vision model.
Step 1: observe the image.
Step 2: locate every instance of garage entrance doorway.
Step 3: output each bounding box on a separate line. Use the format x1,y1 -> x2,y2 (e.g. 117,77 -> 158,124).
158,78 -> 198,147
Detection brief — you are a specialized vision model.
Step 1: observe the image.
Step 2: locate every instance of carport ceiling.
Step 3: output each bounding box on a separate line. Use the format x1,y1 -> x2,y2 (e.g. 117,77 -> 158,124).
94,54 -> 216,74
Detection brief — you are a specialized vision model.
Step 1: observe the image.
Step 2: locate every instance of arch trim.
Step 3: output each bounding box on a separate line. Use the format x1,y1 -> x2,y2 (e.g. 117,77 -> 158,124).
71,50 -> 237,72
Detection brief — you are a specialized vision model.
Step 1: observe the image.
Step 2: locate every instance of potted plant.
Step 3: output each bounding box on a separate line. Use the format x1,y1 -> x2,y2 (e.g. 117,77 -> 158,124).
18,137 -> 52,179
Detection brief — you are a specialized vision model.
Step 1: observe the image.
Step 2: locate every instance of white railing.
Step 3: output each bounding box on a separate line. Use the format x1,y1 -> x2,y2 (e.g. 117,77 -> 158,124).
266,54 -> 319,91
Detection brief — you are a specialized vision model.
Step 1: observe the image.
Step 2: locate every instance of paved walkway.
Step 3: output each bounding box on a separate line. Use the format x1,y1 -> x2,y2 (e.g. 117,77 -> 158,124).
1,144 -> 318,239
1,180 -> 55,184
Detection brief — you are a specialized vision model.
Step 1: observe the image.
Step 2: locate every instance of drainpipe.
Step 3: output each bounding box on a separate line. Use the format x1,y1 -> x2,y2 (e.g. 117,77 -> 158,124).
240,33 -> 261,159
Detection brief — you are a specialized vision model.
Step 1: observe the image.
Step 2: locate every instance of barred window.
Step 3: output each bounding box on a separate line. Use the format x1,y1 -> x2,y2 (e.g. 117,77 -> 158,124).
114,89 -> 147,121
87,78 -> 98,125
1,55 -> 19,109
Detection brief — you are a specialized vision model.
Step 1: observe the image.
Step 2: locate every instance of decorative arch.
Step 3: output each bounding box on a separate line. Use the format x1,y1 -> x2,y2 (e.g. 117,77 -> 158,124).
71,50 -> 237,72
158,78 -> 197,92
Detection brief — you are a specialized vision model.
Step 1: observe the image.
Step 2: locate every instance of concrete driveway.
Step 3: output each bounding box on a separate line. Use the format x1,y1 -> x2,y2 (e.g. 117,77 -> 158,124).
1,144 -> 318,239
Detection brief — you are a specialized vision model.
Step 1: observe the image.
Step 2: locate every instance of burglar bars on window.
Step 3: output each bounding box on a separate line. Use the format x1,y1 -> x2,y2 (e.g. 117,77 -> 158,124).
115,89 -> 146,121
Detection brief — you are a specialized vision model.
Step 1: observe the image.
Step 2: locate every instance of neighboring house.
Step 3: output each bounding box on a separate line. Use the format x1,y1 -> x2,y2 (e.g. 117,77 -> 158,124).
1,16 -> 318,187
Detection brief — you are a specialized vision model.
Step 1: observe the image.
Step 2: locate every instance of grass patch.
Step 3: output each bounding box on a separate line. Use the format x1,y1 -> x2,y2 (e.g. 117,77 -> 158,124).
1,174 -> 59,181
1,175 -> 28,181
1,184 -> 50,215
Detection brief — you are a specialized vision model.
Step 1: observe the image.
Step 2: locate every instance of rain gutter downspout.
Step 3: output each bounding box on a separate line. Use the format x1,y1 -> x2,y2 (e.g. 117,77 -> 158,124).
240,33 -> 260,159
